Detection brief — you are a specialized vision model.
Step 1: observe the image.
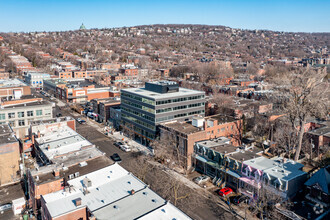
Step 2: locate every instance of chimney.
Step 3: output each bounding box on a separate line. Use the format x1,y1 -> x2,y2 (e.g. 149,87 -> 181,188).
130,189 -> 135,195
53,169 -> 60,177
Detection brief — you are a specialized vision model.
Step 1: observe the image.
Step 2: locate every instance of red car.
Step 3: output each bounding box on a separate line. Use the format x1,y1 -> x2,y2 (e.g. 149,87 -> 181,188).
218,187 -> 233,197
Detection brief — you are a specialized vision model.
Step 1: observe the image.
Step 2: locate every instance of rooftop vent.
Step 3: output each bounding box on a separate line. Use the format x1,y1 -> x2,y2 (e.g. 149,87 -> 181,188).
83,177 -> 92,188
73,198 -> 82,206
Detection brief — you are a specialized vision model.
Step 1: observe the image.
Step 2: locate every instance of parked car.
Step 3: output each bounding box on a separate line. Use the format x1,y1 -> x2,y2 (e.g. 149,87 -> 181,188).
229,195 -> 249,205
114,142 -> 124,148
218,187 -> 233,197
193,175 -> 210,184
56,113 -> 62,117
76,118 -> 86,124
119,144 -> 131,152
111,153 -> 122,162
0,203 -> 12,211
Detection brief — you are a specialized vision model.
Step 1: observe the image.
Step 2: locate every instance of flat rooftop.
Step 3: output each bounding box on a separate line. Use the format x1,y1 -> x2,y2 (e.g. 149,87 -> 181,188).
207,115 -> 237,124
31,156 -> 112,184
35,125 -> 93,160
0,78 -> 27,87
160,121 -> 202,134
227,146 -> 263,161
2,100 -> 52,109
42,163 -> 147,218
244,156 -> 276,171
0,124 -> 18,145
92,188 -> 166,220
139,202 -> 191,220
263,157 -> 306,181
196,139 -> 237,154
122,87 -> 204,100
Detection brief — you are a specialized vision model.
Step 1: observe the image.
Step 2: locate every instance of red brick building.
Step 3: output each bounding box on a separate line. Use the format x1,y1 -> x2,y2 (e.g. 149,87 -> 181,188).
159,115 -> 243,167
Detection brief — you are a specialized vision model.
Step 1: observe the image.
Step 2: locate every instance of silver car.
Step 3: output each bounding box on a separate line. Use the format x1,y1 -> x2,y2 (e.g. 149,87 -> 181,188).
0,203 -> 12,212
193,175 -> 210,184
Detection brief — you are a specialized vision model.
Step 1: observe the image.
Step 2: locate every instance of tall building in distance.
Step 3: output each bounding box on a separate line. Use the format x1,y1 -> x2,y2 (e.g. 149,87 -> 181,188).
121,81 -> 205,146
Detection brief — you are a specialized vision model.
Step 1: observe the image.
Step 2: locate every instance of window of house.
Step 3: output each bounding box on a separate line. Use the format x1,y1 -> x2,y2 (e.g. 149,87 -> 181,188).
0,113 -> 5,120
18,120 -> 25,126
18,111 -> 25,118
8,112 -> 15,119
221,127 -> 225,132
27,111 -> 34,117
8,121 -> 15,127
36,110 -> 43,116
217,129 -> 220,133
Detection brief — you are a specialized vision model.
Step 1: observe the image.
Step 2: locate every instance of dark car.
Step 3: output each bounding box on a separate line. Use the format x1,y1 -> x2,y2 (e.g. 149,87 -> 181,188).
114,142 -> 124,148
230,195 -> 249,205
56,113 -> 62,117
111,153 -> 122,162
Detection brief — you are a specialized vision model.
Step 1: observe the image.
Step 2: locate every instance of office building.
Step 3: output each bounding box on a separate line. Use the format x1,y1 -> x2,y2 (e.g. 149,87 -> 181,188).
121,81 -> 205,146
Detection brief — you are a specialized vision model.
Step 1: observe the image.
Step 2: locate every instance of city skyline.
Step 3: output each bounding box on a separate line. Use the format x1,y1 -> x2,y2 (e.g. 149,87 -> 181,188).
0,0 -> 330,33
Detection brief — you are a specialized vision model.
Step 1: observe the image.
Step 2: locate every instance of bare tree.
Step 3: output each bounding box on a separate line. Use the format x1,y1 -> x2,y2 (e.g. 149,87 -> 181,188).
282,69 -> 328,161
150,129 -> 188,174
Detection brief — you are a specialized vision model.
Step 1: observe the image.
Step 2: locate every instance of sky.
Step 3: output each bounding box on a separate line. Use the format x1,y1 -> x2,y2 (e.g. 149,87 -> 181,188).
0,0 -> 329,33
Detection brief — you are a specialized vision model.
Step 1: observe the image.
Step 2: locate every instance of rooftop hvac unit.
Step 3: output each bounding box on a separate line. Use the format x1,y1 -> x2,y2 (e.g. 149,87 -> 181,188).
75,172 -> 80,177
68,174 -> 74,180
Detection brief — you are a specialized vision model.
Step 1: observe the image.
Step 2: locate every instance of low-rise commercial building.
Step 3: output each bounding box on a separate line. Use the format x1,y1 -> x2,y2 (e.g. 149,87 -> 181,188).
90,97 -> 120,123
44,78 -> 120,103
24,72 -> 51,89
40,163 -> 191,220
0,79 -> 31,100
27,121 -> 107,213
0,98 -> 53,138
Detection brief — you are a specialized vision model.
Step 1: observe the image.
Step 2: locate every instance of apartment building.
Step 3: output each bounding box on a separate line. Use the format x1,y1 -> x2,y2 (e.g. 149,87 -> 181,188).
0,79 -> 31,100
0,124 -> 20,186
193,138 -> 262,190
0,98 -> 53,138
239,157 -> 307,201
119,63 -> 138,77
159,115 -> 243,167
121,81 -> 205,146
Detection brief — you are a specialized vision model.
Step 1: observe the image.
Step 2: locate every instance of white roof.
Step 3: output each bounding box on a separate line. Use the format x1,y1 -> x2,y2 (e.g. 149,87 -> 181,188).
35,125 -> 93,160
42,164 -> 146,218
122,87 -> 204,100
139,202 -> 192,220
93,187 -> 165,220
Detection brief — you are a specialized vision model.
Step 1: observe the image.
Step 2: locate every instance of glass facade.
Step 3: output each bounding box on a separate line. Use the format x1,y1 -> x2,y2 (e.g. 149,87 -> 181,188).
121,89 -> 205,144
